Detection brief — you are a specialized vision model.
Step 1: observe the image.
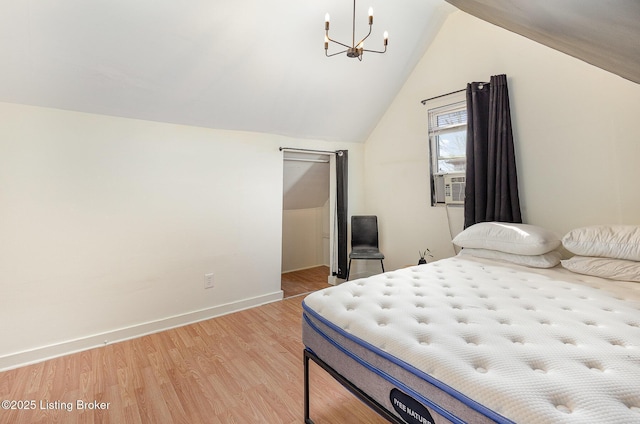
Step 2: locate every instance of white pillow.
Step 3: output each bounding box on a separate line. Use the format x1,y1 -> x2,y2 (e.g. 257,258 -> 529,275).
452,222 -> 561,255
562,225 -> 640,261
458,248 -> 562,268
561,256 -> 640,282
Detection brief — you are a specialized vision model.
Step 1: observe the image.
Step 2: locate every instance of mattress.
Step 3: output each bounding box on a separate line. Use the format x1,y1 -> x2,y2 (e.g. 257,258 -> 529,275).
302,257 -> 640,424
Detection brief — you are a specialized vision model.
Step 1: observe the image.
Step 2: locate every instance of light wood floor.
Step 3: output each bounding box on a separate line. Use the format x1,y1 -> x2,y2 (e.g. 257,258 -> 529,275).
0,297 -> 387,424
281,266 -> 332,298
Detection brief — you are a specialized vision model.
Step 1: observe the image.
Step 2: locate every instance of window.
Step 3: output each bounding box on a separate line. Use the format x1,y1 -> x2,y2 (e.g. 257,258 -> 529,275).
428,98 -> 467,205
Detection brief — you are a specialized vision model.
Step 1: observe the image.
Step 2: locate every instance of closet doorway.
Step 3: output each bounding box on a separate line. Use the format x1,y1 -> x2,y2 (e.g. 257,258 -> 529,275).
281,151 -> 333,298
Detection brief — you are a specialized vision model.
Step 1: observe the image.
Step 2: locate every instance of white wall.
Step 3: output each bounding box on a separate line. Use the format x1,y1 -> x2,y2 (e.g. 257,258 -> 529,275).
0,102 -> 364,369
363,11 -> 640,271
281,202 -> 329,272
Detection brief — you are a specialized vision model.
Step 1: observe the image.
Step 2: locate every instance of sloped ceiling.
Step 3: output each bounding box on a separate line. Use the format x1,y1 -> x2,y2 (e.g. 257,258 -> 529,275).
282,156 -> 330,211
445,0 -> 640,85
0,0 -> 455,144
1,2 -> 637,146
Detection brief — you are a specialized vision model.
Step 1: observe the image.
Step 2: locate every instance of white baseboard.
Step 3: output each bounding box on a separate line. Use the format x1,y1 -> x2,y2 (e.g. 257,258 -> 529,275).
281,264 -> 330,274
0,291 -> 283,371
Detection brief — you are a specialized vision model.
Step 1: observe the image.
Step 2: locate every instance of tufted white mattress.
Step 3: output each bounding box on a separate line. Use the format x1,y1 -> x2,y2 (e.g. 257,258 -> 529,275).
302,257 -> 640,424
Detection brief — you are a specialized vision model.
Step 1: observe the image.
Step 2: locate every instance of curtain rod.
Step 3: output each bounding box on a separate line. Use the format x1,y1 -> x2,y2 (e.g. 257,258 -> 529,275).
420,88 -> 465,105
279,147 -> 344,156
283,157 -> 330,164
420,82 -> 489,105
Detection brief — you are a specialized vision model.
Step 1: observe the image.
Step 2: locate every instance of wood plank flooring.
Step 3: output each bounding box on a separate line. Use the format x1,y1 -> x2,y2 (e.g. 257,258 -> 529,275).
281,266 -> 332,298
0,296 -> 387,424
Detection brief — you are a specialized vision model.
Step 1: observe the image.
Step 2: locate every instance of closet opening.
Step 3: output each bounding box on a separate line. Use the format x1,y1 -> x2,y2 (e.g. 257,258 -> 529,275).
281,151 -> 333,298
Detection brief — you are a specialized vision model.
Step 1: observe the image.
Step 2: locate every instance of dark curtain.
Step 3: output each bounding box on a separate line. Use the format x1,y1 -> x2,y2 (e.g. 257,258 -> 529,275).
336,150 -> 348,279
464,74 -> 522,228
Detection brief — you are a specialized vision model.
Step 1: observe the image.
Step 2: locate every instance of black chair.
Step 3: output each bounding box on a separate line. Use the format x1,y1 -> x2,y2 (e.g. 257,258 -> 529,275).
345,215 -> 385,281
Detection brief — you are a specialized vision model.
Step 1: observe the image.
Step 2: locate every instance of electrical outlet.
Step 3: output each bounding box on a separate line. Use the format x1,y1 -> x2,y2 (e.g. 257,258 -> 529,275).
204,273 -> 214,289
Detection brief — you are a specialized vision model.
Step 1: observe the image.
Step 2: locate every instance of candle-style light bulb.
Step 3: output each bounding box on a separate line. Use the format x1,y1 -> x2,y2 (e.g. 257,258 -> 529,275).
383,31 -> 388,46
325,13 -> 330,30
368,7 -> 373,25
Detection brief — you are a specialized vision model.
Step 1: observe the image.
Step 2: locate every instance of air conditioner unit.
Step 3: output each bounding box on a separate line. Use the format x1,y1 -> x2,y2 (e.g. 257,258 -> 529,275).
434,174 -> 445,204
444,173 -> 466,204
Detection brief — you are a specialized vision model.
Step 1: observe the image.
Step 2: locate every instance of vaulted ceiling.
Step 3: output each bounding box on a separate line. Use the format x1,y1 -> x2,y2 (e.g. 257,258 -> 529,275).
0,0 -> 455,143
0,1 -> 637,145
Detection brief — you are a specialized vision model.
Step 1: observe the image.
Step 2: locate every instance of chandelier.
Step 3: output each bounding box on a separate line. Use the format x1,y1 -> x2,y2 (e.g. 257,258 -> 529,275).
324,0 -> 388,61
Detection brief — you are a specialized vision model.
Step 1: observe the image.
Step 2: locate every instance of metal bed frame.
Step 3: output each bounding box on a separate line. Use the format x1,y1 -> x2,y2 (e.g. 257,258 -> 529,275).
303,348 -> 406,424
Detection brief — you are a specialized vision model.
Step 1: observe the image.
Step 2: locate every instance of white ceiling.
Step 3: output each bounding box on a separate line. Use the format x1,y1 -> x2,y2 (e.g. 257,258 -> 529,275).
3,1 -> 635,145
0,0 -> 455,143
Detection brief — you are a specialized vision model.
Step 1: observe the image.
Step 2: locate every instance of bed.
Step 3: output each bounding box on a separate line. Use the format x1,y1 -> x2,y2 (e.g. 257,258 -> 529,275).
302,223 -> 640,424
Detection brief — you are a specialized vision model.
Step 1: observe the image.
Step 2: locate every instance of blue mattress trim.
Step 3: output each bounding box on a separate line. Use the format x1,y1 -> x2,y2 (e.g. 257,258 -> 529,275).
303,312 -> 463,423
303,300 -> 513,424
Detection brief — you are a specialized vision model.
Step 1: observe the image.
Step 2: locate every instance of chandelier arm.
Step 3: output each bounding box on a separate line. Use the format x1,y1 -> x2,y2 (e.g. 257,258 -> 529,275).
362,46 -> 387,54
326,49 -> 348,57
327,38 -> 352,50
355,25 -> 373,48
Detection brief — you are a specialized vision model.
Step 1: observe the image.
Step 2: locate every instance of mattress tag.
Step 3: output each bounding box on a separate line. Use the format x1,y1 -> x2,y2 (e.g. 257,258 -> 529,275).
390,388 -> 435,424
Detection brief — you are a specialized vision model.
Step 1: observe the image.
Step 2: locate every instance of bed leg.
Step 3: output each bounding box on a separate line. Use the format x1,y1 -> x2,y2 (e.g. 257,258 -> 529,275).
304,349 -> 315,424
303,347 -> 408,424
